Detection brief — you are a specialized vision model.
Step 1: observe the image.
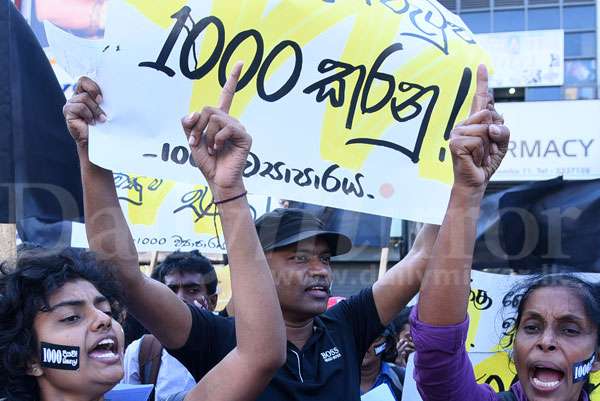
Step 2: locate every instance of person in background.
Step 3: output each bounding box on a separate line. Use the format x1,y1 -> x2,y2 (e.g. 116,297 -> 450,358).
152,251 -> 219,311
360,324 -> 405,400
122,250 -> 219,401
392,306 -> 415,368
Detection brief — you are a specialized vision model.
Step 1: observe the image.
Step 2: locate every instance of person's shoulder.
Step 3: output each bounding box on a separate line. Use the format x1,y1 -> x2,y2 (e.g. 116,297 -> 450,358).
181,305 -> 236,350
318,289 -> 371,332
127,337 -> 143,350
123,337 -> 142,360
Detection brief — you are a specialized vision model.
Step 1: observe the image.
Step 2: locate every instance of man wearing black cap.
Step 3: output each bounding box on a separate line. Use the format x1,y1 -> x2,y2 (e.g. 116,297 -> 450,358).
253,207 -> 354,338
149,195 -> 438,401
241,207 -> 437,400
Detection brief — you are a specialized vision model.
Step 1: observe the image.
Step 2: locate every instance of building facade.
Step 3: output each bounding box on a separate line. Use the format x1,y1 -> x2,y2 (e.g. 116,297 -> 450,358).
445,0 -> 597,102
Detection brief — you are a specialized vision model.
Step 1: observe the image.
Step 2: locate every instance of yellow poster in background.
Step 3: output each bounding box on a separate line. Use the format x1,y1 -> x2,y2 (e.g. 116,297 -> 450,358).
42,0 -> 493,224
215,265 -> 232,312
71,173 -> 273,252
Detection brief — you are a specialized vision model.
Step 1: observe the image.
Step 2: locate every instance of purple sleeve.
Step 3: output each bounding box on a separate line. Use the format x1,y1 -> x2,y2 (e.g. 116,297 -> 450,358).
410,307 -> 499,401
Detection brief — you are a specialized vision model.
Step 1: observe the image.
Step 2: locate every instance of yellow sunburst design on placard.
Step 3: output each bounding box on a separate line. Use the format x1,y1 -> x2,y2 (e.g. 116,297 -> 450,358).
125,0 -> 490,186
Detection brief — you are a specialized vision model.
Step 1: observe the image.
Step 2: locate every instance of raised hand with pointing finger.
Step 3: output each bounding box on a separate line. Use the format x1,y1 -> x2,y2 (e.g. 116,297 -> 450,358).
449,64 -> 510,192
181,62 -> 250,202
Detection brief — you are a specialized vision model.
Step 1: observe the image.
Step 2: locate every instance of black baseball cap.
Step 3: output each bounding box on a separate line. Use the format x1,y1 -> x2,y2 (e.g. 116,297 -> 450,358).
255,208 -> 352,256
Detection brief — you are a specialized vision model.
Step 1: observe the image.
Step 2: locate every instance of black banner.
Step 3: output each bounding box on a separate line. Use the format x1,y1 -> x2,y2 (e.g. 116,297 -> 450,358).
0,0 -> 83,226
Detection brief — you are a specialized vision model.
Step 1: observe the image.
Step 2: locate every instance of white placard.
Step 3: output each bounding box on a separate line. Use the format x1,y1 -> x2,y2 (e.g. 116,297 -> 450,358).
48,0 -> 492,224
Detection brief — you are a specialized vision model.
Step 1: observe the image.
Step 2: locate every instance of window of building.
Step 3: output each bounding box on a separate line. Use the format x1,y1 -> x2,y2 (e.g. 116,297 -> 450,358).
493,9 -> 525,32
525,86 -> 563,101
565,32 -> 596,58
563,86 -> 597,100
527,7 -> 560,30
565,59 -> 597,85
461,11 -> 491,33
563,5 -> 596,30
458,1 -> 598,101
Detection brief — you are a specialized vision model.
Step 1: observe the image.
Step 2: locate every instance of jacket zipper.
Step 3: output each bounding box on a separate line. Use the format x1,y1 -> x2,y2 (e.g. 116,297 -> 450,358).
290,349 -> 304,383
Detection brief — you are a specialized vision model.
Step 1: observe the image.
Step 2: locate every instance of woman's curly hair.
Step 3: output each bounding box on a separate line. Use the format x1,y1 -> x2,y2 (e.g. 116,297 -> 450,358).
0,247 -> 124,401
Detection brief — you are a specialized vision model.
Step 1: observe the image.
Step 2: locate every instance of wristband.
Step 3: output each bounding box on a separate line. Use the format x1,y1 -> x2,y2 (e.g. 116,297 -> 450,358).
213,191 -> 248,205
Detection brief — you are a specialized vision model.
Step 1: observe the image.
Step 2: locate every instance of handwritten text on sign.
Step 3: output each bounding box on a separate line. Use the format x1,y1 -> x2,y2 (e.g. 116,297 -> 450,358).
71,173 -> 273,252
87,0 -> 489,223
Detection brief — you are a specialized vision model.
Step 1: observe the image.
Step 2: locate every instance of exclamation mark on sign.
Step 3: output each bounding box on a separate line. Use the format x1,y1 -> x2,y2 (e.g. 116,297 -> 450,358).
439,67 -> 473,162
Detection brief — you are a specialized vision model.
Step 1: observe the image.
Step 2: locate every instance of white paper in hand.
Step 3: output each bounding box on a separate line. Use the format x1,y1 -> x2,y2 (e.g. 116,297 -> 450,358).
361,383 -> 396,401
104,383 -> 154,401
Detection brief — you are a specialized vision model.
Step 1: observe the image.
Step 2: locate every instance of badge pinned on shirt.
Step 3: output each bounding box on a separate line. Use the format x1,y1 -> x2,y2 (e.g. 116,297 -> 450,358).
40,342 -> 80,370
573,353 -> 596,383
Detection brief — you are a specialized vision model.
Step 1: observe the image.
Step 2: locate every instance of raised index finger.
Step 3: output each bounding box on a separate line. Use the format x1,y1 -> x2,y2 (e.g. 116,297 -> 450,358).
218,61 -> 244,113
469,64 -> 489,116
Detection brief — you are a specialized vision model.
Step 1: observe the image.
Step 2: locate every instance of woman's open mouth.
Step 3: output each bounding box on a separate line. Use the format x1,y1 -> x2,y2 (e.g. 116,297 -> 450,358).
530,365 -> 565,392
88,336 -> 120,364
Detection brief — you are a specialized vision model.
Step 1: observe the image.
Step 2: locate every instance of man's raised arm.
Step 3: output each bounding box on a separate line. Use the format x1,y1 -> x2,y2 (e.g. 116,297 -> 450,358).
178,62 -> 286,401
372,223 -> 439,326
63,77 -> 191,349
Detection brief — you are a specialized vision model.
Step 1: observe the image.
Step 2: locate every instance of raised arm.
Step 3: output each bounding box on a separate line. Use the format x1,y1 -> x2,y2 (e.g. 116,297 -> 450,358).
63,78 -> 192,349
410,66 -> 510,401
372,223 -> 439,326
178,62 -> 286,401
418,65 -> 510,325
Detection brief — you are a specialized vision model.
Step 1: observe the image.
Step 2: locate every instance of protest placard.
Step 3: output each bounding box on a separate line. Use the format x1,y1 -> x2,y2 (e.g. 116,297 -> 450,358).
46,0 -> 490,224
402,270 -> 600,401
71,173 -> 273,253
